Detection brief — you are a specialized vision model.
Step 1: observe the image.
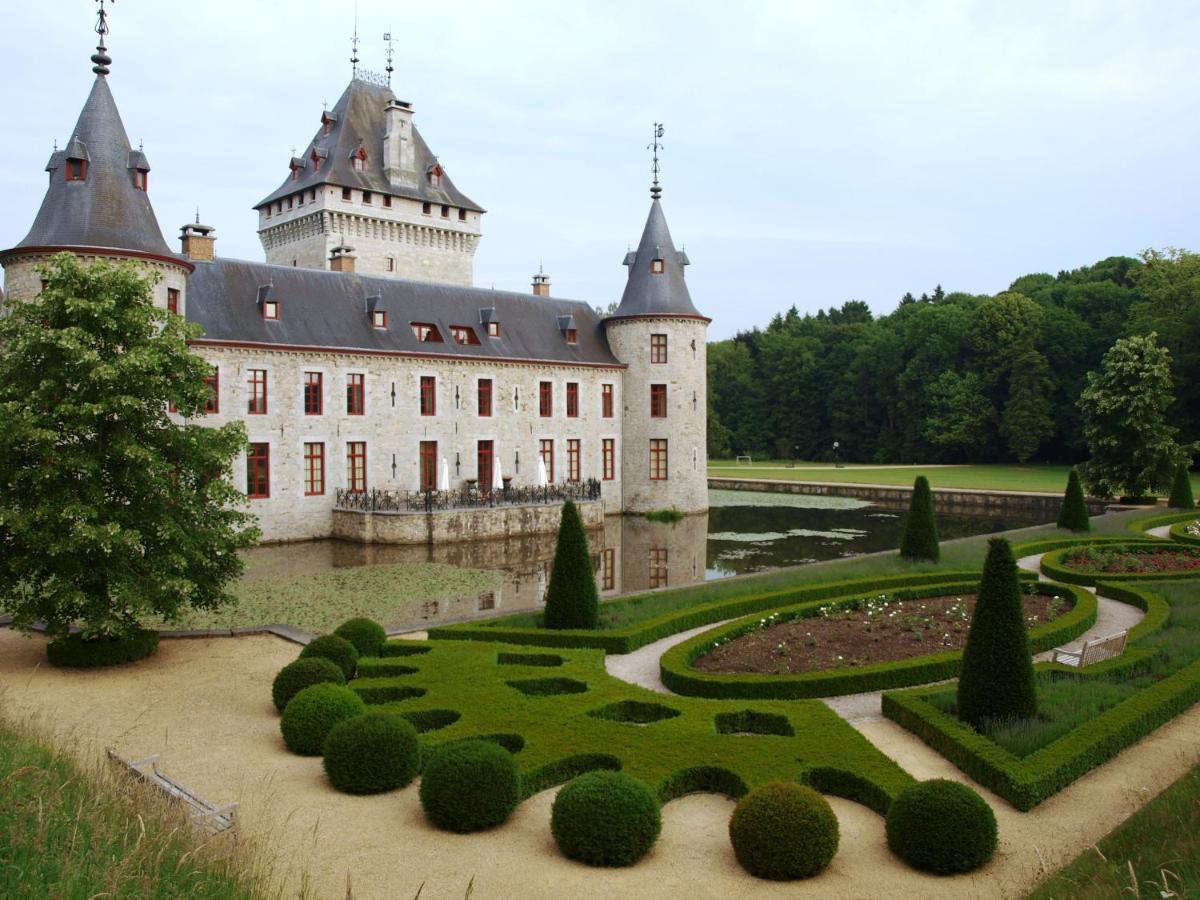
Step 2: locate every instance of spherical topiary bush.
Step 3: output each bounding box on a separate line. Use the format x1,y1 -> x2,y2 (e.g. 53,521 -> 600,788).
418,740 -> 520,833
550,771 -> 661,867
280,683 -> 366,756
271,657 -> 345,712
322,711 -> 420,794
334,617 -> 388,657
728,782 -> 839,880
45,629 -> 160,668
299,634 -> 359,680
886,779 -> 997,874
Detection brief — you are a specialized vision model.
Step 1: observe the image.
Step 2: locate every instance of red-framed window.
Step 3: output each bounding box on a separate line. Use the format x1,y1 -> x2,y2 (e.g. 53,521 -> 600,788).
478,440 -> 494,489
564,328 -> 578,345
651,333 -> 667,364
304,442 -> 325,496
601,384 -> 614,418
203,368 -> 219,414
539,439 -> 554,483
450,326 -> 480,345
649,548 -> 668,589
539,381 -> 552,417
650,384 -> 667,418
133,169 -> 148,192
487,321 -> 501,338
370,310 -> 387,329
420,376 -> 436,416
167,288 -> 179,314
262,300 -> 279,320
602,438 -> 615,481
566,382 -> 579,418
650,258 -> 665,274
601,548 -> 615,591
346,374 -> 365,415
246,443 -> 270,499
66,159 -> 87,181
649,439 -> 668,481
420,440 -> 438,491
347,442 -> 367,493
247,369 -> 267,415
478,378 -> 493,417
412,322 -> 443,342
304,371 -> 322,415
567,439 -> 581,483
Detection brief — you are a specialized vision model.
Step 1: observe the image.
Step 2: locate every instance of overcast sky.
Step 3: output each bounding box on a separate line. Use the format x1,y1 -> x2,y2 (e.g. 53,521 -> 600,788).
2,1 -> 1198,339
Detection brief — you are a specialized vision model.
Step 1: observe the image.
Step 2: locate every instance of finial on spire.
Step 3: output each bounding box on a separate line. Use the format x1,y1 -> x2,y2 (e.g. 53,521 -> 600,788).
350,2 -> 360,78
648,122 -> 664,199
91,0 -> 114,75
195,207 -> 201,225
384,31 -> 395,87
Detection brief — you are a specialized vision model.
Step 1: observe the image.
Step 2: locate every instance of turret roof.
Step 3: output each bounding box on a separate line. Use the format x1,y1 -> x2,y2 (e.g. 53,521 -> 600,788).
612,198 -> 703,319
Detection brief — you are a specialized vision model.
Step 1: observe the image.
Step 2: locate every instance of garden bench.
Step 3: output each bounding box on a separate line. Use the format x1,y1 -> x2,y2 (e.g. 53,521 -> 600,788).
1051,630 -> 1128,668
106,749 -> 238,833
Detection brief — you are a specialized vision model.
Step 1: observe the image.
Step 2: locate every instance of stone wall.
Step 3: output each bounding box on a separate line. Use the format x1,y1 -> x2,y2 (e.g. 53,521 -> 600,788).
2,251 -> 189,313
332,498 -> 605,544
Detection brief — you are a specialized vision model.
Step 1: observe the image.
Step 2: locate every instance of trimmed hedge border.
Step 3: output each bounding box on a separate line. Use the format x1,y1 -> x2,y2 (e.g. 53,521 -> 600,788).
658,579 -> 1092,700
1040,545 -> 1200,586
428,571 -> 1008,655
1125,510 -> 1200,534
1170,520 -> 1200,547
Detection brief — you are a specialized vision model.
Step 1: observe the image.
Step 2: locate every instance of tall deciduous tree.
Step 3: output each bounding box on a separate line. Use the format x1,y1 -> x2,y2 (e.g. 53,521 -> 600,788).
0,254 -> 259,641
1001,347 -> 1055,463
1078,332 -> 1184,498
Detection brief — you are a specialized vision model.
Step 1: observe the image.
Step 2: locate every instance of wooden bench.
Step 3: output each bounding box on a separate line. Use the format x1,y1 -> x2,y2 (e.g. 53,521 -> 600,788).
1052,630 -> 1128,668
107,749 -> 238,833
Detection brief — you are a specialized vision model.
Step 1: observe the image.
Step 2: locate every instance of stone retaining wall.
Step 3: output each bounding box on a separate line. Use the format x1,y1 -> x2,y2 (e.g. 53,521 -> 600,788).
332,498 -> 605,544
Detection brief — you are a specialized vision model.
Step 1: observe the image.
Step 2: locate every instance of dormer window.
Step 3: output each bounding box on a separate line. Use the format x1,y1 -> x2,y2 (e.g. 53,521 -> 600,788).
134,170 -> 148,191
321,110 -> 337,136
258,284 -> 279,320
310,148 -> 325,173
651,258 -> 665,274
371,310 -> 388,329
428,164 -> 443,187
129,150 -> 150,192
479,307 -> 501,338
565,328 -> 578,345
290,158 -> 304,181
351,146 -> 367,173
263,300 -> 279,320
411,322 -> 443,343
66,158 -> 87,182
450,325 -> 480,346
557,314 -> 577,345
488,322 -> 501,338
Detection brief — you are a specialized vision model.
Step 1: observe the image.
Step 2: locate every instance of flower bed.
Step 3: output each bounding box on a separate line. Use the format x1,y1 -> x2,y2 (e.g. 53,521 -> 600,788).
1041,544 -> 1200,585
1170,520 -> 1200,547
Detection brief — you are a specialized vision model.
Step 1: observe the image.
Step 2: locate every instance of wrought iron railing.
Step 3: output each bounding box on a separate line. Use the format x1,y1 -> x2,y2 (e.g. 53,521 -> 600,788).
335,479 -> 602,513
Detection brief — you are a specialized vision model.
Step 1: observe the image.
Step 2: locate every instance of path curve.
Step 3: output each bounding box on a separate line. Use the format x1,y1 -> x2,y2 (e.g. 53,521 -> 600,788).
1146,524 -> 1174,538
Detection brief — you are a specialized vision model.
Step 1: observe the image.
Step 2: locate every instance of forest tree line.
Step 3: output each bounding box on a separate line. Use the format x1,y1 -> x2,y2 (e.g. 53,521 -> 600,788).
707,249 -> 1200,464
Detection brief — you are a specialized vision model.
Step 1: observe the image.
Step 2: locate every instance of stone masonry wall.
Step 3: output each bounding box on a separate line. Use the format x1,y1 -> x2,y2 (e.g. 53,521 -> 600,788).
2,252 -> 189,313
331,499 -> 605,545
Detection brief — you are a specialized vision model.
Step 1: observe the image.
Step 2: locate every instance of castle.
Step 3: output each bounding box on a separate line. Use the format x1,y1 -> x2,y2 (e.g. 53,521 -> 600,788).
0,21 -> 709,544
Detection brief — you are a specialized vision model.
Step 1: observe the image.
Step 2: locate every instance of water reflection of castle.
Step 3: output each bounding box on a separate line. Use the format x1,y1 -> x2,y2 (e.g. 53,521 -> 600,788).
241,515 -> 710,630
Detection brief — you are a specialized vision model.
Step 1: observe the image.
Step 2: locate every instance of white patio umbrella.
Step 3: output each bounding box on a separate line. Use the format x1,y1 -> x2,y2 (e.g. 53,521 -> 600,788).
536,455 -> 548,487
492,450 -> 503,491
439,458 -> 450,491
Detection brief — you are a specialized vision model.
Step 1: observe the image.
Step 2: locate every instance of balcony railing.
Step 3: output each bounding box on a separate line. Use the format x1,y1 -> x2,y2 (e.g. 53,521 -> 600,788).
335,479 -> 602,513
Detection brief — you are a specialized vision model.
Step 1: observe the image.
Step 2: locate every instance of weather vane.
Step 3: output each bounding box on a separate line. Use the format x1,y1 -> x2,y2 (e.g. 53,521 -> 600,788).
649,122 -> 664,199
92,0 -> 114,75
350,2 -> 360,78
384,31 -> 394,87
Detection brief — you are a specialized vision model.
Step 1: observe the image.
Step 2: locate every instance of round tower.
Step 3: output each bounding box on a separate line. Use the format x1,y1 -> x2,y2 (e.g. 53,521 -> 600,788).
605,182 -> 709,514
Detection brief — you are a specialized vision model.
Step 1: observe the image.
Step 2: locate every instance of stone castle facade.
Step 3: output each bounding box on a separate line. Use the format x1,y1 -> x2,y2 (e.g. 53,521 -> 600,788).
0,41 -> 709,544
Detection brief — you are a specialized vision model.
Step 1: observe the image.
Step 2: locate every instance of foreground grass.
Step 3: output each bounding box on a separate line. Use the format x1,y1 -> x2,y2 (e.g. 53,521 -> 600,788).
0,714 -> 289,899
1028,763 -> 1200,899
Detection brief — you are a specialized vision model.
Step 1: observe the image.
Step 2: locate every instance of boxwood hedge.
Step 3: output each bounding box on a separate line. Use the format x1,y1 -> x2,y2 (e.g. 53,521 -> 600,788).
1040,545 -> 1200,585
1170,520 -> 1200,547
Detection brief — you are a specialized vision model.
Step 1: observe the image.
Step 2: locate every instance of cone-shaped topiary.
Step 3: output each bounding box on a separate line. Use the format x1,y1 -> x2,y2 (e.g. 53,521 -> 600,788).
542,500 -> 599,630
419,740 -> 521,833
334,617 -> 388,657
299,634 -> 359,680
886,779 -> 997,874
1057,468 -> 1092,531
957,538 -> 1037,729
899,476 -> 940,562
728,782 -> 839,880
271,656 -> 345,712
280,683 -> 366,756
322,711 -> 420,794
1168,462 -> 1196,510
550,771 -> 662,867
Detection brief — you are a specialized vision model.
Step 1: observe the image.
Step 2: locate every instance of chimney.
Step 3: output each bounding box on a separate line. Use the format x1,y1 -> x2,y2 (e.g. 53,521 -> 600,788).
180,221 -> 216,262
532,268 -> 551,297
330,244 -> 357,273
382,99 -> 417,188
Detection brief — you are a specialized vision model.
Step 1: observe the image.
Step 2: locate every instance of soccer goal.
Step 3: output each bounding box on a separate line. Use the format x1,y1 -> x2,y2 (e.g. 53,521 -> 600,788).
735,455 -> 753,466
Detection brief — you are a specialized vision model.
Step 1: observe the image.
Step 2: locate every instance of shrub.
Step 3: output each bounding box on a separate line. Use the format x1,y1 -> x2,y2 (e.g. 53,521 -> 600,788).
279,683 -> 366,756
45,629 -> 159,668
550,771 -> 662,867
899,477 -> 939,562
271,657 -> 345,712
885,779 -> 997,874
1169,463 -> 1196,510
322,712 -> 420,794
419,740 -> 520,832
645,508 -> 684,523
728,782 -> 839,880
333,617 -> 387,657
542,500 -> 599,630
957,539 -> 1037,728
299,634 -> 359,680
1057,468 -> 1091,532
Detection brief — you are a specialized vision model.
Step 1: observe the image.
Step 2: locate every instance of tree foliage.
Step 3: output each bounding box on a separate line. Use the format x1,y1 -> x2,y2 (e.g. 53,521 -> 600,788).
899,476 -> 939,562
0,254 -> 259,640
543,500 -> 599,630
1056,468 -> 1091,532
1168,462 -> 1196,510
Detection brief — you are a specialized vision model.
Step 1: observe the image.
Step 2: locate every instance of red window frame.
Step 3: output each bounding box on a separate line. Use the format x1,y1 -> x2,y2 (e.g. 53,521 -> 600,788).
134,169 -> 148,192
304,442 -> 325,496
650,333 -> 667,364
539,439 -> 554,483
478,378 -> 493,417
487,321 -> 501,338
539,381 -> 552,418
566,382 -> 579,418
649,439 -> 668,481
167,288 -> 179,314
650,383 -> 667,418
567,439 -> 581,483
204,369 -> 219,414
564,328 -> 578,345
246,443 -> 270,499
346,373 -> 365,415
248,369 -> 267,415
602,438 -> 615,481
601,384 -> 614,418
347,442 -> 367,493
412,322 -> 443,342
478,440 -> 494,489
262,300 -> 279,320
304,371 -> 323,415
66,159 -> 87,181
420,375 -> 436,416
450,325 -> 480,345
371,310 -> 387,329
419,440 -> 438,492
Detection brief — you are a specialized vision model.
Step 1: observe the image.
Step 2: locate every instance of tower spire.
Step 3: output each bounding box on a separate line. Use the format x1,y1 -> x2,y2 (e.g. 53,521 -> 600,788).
350,2 -> 360,78
384,31 -> 395,87
648,122 -> 664,200
91,0 -> 114,76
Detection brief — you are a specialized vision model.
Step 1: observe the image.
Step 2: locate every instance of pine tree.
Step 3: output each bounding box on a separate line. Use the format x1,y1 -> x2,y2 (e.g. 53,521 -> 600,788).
899,476 -> 940,562
542,500 -> 599,630
1168,462 -> 1196,510
1057,468 -> 1091,531
957,539 -> 1037,729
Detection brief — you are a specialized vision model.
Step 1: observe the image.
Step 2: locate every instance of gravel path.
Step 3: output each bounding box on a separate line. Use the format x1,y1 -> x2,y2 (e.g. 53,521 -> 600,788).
1147,524 -> 1174,538
604,620 -> 735,694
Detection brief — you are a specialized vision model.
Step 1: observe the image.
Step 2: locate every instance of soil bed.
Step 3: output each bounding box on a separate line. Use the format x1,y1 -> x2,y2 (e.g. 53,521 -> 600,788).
1062,545 -> 1200,575
694,592 -> 1072,675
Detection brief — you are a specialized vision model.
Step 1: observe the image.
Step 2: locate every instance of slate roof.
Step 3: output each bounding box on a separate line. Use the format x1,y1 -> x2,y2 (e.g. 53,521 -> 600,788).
613,198 -> 703,319
256,79 -> 484,213
186,258 -> 621,367
11,75 -> 174,258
